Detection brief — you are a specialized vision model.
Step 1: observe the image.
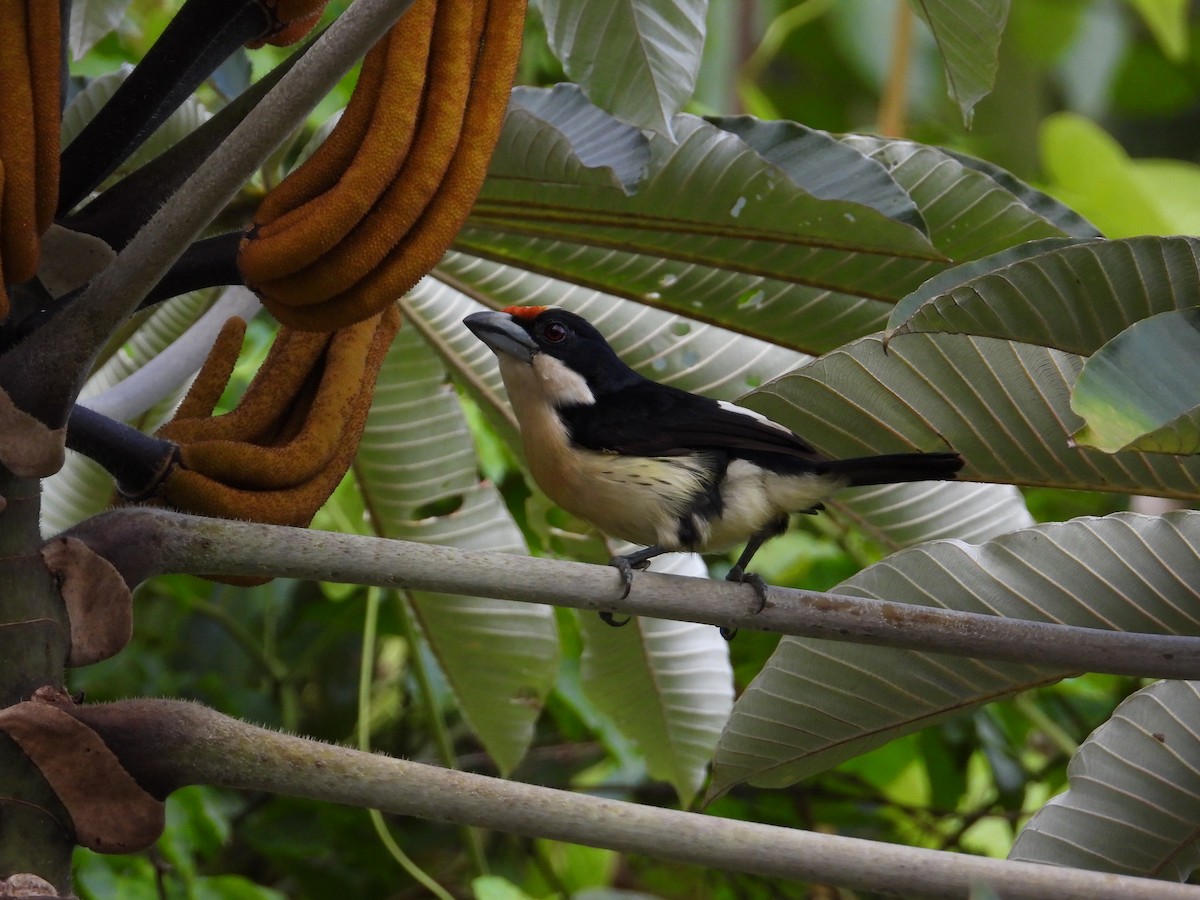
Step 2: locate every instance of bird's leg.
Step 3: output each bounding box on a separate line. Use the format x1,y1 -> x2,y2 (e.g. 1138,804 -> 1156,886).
721,515 -> 789,638
603,544 -> 667,626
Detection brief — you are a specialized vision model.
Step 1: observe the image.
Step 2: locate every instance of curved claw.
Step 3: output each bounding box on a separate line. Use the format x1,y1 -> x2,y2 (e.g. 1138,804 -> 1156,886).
610,555 -> 636,600
726,566 -> 769,614
599,610 -> 632,628
609,554 -> 653,599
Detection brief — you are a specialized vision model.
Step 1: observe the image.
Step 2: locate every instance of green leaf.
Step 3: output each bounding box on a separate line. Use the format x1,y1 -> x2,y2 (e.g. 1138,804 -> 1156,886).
1039,113 -> 1175,238
69,0 -> 136,61
1131,158 -> 1200,236
747,333 -> 1200,499
889,236 -> 1200,355
533,0 -> 707,138
1071,308 -> 1200,454
910,0 -> 1010,127
841,135 -> 1070,259
474,103 -> 948,353
472,875 -> 538,900
708,116 -> 926,231
510,84 -> 651,191
708,511 -> 1200,797
1123,0 -> 1189,62
354,316 -> 559,775
578,552 -> 733,806
887,236 -> 1091,329
1012,679 -> 1200,878
938,147 -> 1101,239
837,481 -> 1032,550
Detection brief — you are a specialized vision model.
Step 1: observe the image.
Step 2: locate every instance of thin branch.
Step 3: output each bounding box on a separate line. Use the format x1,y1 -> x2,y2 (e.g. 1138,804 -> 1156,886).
63,698 -> 1200,900
62,507 -> 1200,680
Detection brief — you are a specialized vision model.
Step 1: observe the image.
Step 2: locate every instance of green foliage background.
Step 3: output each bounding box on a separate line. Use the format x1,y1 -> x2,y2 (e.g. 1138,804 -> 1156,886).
63,1 -> 1200,897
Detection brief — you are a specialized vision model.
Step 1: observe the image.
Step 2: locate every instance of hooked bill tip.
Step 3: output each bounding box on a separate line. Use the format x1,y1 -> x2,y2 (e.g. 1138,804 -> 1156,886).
502,305 -> 547,320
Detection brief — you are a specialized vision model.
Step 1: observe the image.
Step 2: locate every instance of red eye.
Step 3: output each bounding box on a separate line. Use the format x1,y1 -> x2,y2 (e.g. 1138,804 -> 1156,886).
542,321 -> 568,343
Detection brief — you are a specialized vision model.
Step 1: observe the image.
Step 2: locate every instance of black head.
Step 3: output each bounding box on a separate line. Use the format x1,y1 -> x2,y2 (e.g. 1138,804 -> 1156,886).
465,306 -> 644,398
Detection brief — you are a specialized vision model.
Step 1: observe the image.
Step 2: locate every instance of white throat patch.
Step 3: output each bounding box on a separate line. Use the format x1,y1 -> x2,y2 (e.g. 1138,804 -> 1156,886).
533,354 -> 595,407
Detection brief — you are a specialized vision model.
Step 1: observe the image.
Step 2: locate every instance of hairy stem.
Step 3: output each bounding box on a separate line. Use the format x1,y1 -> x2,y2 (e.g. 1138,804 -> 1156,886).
62,507 -> 1200,681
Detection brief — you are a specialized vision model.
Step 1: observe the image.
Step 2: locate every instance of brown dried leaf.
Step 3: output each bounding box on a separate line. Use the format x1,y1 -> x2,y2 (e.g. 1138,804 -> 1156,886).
40,536 -> 132,666
0,386 -> 65,477
0,700 -> 164,853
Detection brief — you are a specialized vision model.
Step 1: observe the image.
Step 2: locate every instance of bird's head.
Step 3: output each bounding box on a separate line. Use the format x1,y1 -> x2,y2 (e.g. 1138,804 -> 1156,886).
464,307 -> 641,407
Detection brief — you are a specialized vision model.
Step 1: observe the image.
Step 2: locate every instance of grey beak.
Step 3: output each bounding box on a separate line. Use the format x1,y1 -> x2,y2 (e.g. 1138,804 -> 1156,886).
464,311 -> 538,363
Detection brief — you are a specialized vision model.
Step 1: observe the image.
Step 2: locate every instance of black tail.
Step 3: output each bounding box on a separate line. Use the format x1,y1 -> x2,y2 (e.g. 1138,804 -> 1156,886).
827,452 -> 963,488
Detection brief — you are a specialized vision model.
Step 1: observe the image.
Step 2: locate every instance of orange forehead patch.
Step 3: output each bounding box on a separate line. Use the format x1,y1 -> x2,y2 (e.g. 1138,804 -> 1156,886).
503,305 -> 547,320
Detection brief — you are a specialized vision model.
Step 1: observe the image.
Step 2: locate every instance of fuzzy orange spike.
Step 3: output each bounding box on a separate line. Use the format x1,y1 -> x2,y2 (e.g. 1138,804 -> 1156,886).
504,305 -> 547,319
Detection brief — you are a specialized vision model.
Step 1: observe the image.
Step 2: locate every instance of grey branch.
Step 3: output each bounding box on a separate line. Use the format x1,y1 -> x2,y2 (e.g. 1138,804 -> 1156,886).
63,507 -> 1200,679
64,698 -> 1200,900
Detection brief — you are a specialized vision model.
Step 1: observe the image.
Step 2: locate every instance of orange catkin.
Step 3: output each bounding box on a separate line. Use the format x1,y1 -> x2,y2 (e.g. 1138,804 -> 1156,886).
238,0 -> 438,282
25,0 -> 60,234
0,0 -> 41,286
264,0 -> 526,332
155,306 -> 401,529
252,0 -> 485,307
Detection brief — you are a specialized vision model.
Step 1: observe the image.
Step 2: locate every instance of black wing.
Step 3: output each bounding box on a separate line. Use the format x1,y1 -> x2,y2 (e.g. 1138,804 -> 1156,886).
560,382 -> 963,486
560,382 -> 825,464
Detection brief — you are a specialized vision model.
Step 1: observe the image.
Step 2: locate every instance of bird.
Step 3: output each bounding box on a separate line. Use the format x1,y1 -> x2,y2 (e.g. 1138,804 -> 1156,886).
464,305 -> 963,630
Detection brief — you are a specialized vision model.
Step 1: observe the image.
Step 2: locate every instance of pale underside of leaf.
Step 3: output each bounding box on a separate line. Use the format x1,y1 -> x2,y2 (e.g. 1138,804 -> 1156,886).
355,321 -> 558,775
708,511 -> 1200,798
533,0 -> 707,138
578,552 -> 733,805
747,333 -> 1200,499
1010,679 -> 1200,880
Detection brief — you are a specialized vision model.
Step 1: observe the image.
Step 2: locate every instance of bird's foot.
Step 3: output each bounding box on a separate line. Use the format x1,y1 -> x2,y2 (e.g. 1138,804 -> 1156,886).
722,566 -> 770,639
602,554 -> 653,627
610,554 -> 652,599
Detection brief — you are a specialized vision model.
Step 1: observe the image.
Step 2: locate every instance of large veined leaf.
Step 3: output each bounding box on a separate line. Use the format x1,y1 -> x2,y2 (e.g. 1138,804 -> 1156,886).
938,147 -> 1101,239
353,318 -> 559,775
509,84 -> 651,192
836,480 -> 1032,549
707,511 -> 1200,798
1071,308 -> 1200,454
1009,679 -> 1200,879
470,100 -> 948,352
708,117 -> 926,232
533,0 -> 706,138
910,0 -> 1010,127
472,95 -> 1075,352
841,135 -> 1070,260
577,552 -> 733,805
746,333 -> 1200,499
890,235 -> 1200,355
888,237 -> 1094,328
